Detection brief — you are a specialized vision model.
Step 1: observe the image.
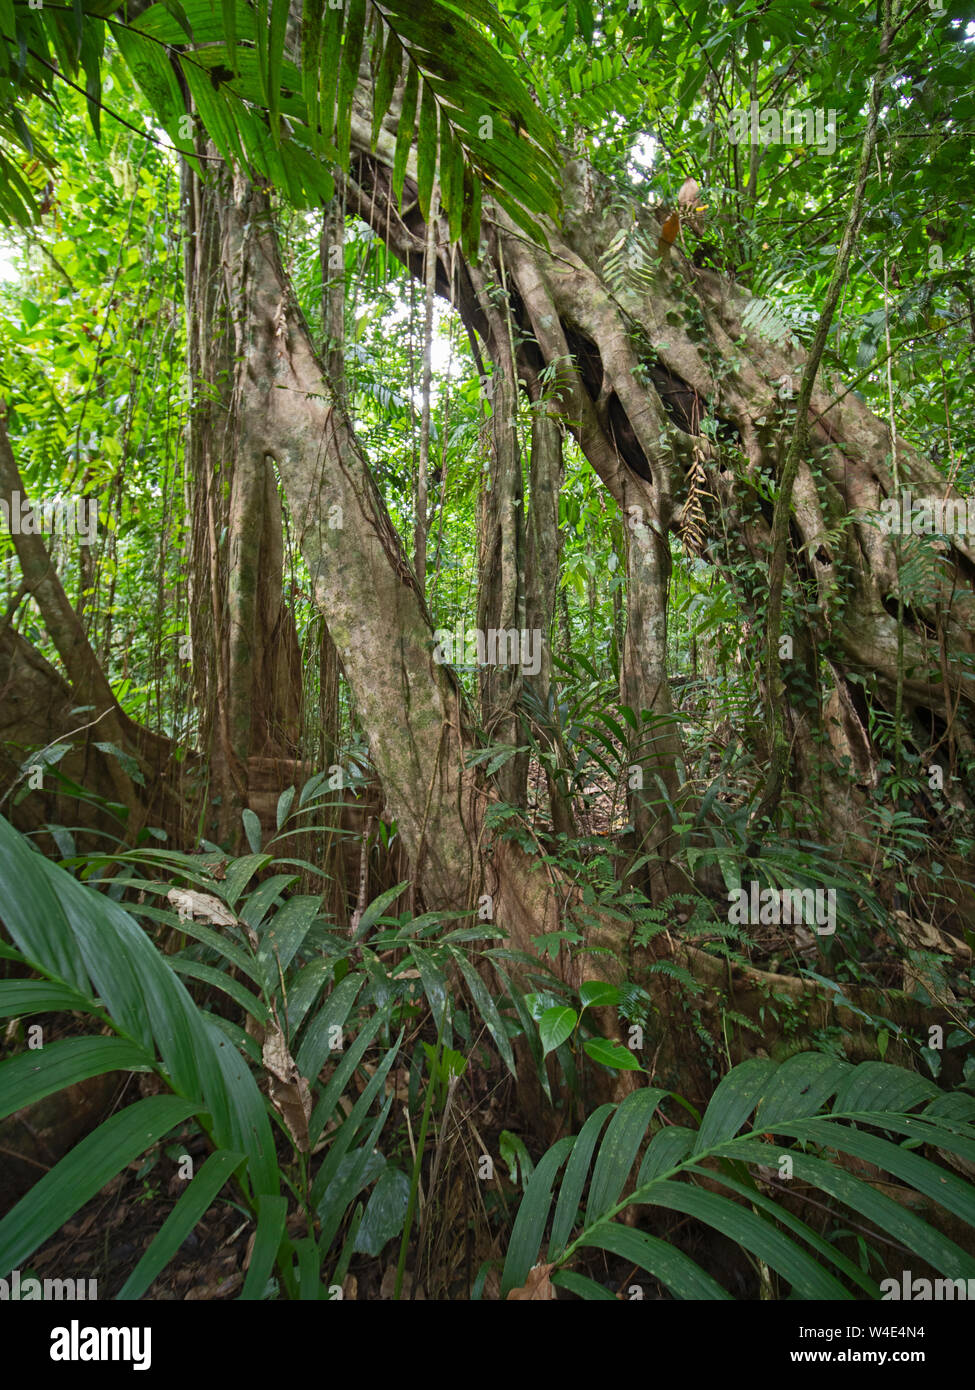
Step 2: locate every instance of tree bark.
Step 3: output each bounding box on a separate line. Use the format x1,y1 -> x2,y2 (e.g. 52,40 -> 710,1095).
182,155 -> 304,844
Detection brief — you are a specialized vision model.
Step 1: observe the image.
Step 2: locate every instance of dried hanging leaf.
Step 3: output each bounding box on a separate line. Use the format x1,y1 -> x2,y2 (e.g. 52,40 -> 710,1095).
677,176 -> 700,209
261,1014 -> 312,1153
678,446 -> 714,556
167,888 -> 238,927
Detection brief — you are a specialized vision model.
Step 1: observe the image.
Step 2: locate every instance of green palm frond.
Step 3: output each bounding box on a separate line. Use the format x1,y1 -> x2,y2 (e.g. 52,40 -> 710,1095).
1,0 -> 560,251
502,1053 -> 975,1299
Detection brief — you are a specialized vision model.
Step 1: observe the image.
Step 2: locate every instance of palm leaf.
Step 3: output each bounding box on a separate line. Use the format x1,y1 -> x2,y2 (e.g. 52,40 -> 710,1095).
503,1051 -> 975,1299
0,1036 -> 153,1122
0,813 -> 278,1199
0,1096 -> 197,1276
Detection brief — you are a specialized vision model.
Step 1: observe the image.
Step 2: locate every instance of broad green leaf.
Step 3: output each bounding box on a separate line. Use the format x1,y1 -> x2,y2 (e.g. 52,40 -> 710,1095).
146,911 -> 259,984
257,894 -> 320,980
335,0 -> 366,164
583,1037 -> 644,1072
317,1106 -> 391,1252
221,0 -> 237,68
299,771 -> 328,808
169,957 -> 271,1025
416,76 -> 437,221
295,974 -> 364,1084
499,1129 -> 534,1187
644,1179 -> 849,1298
583,1223 -> 732,1300
266,0 -> 289,143
371,22 -> 402,147
241,808 -> 263,854
409,944 -> 447,1024
507,984 -> 552,1105
0,1036 -> 154,1122
461,163 -> 487,261
300,0 -> 323,149
0,1095 -> 197,1276
223,854 -> 274,908
239,1193 -> 288,1300
832,1061 -> 941,1114
753,1051 -> 851,1129
307,1006 -> 390,1149
292,1235 -> 322,1301
698,1160 -> 879,1296
438,115 -> 458,235
777,1118 -> 975,1235
586,1087 -> 667,1223
0,814 -> 89,993
0,979 -> 98,1018
275,785 -> 296,830
637,1125 -> 694,1184
501,1134 -> 574,1296
693,1057 -> 777,1153
539,1005 -> 576,1055
550,1269 -> 618,1299
451,950 -> 516,1076
579,980 -> 620,1009
392,60 -> 418,206
353,881 -> 410,940
117,1149 -> 245,1298
6,820 -> 272,1185
202,1016 -> 279,1198
286,957 -> 333,1035
717,1134 -> 975,1281
353,1165 -> 410,1256
548,1103 -> 615,1257
926,1093 -> 975,1125
309,1032 -> 402,1211
111,24 -> 187,144
241,874 -> 297,929
859,1113 -> 975,1165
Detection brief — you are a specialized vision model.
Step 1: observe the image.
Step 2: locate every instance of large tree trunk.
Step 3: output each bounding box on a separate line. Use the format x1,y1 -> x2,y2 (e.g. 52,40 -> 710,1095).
203,168 -> 559,960
523,405 -> 576,840
182,157 -> 305,845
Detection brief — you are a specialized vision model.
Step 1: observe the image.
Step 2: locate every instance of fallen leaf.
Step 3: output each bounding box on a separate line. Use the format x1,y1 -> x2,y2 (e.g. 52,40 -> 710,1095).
213,1273 -> 243,1298
506,1262 -> 558,1300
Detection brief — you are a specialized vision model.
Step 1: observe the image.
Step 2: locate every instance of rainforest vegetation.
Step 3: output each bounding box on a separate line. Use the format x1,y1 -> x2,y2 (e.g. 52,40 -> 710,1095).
1,0 -> 975,1316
